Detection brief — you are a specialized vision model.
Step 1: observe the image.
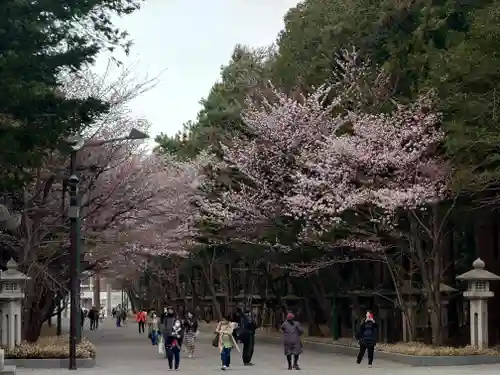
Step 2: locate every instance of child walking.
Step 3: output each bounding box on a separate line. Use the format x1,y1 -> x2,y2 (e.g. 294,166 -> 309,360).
165,319 -> 184,371
217,316 -> 240,371
356,311 -> 378,367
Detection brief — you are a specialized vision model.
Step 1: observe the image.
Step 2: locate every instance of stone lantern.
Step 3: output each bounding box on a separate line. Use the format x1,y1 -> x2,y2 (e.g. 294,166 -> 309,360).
0,259 -> 30,349
456,258 -> 500,349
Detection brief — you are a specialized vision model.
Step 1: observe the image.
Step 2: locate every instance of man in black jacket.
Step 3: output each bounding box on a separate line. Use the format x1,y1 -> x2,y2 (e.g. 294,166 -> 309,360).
356,311 -> 378,367
234,307 -> 257,366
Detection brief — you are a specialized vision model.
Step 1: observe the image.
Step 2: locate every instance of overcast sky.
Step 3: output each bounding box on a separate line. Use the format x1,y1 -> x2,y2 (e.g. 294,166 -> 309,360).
93,0 -> 300,143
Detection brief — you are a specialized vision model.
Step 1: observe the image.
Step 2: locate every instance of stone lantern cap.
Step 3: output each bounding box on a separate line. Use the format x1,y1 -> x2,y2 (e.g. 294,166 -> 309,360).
0,259 -> 30,281
457,258 -> 500,281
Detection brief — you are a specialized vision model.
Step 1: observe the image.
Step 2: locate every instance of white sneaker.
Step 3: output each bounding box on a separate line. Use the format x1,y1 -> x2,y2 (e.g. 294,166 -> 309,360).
188,354 -> 192,358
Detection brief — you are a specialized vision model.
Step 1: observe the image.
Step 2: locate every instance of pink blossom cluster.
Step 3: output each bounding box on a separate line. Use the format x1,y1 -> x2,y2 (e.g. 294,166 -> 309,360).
16,67 -> 207,280
199,49 -> 450,245
288,90 -> 449,231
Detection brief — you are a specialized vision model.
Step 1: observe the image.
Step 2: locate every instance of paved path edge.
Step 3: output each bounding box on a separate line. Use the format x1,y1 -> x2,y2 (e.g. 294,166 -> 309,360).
4,358 -> 96,369
256,335 -> 500,366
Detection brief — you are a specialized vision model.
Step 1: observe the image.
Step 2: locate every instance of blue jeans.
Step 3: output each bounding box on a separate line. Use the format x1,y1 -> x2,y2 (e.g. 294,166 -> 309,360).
221,347 -> 231,367
151,331 -> 159,345
166,346 -> 180,369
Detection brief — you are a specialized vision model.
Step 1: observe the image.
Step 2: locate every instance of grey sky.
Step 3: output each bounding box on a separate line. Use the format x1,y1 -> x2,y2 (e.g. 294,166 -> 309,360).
93,0 -> 300,141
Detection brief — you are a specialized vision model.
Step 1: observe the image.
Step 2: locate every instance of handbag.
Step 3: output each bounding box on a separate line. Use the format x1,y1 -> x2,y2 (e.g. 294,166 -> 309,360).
212,332 -> 220,347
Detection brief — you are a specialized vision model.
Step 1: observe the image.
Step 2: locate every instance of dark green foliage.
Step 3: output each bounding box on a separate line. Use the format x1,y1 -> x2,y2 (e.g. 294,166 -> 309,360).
0,0 -> 142,190
273,0 -> 500,193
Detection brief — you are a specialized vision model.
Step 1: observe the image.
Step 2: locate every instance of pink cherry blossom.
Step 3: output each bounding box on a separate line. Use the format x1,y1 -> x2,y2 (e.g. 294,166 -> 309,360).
199,48 -> 450,247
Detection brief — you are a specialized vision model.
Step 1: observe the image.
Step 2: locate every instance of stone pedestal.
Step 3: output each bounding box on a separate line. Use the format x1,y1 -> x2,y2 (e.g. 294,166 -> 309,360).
457,258 -> 500,349
0,259 -> 29,349
0,366 -> 15,375
0,331 -> 15,375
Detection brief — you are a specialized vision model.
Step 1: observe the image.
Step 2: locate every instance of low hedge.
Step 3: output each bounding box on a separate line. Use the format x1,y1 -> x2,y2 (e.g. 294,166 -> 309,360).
257,329 -> 500,356
2,335 -> 96,359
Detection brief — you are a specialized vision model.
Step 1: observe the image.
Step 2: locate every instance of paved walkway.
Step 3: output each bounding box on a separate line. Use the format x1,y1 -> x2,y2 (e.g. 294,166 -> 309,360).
16,319 -> 500,374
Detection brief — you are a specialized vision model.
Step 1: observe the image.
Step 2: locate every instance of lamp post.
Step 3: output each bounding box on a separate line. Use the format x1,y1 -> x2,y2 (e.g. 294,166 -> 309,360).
67,128 -> 148,370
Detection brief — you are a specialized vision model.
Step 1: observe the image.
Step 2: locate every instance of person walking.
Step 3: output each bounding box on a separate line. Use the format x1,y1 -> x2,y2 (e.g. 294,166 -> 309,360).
150,311 -> 160,345
80,307 -> 85,331
281,312 -> 303,370
136,309 -> 147,333
356,311 -> 378,367
183,311 -> 198,358
234,307 -> 257,366
217,316 -> 240,371
115,305 -> 122,327
121,309 -> 128,326
161,306 -> 177,340
147,310 -> 156,338
165,319 -> 184,371
88,306 -> 98,330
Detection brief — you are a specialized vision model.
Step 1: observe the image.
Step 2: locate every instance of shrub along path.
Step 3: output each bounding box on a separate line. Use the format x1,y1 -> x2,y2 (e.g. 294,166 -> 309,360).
15,319 -> 500,374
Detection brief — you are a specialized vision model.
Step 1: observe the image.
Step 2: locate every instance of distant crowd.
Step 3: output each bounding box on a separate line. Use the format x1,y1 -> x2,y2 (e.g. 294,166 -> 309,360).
80,306 -> 105,330
83,304 -> 379,370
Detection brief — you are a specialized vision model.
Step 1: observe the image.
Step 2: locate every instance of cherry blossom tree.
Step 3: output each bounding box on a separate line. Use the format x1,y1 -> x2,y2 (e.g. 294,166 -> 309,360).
199,48 -> 391,230
4,64 -> 204,341
198,49 -> 451,343
287,90 -> 448,234
200,48 -> 449,243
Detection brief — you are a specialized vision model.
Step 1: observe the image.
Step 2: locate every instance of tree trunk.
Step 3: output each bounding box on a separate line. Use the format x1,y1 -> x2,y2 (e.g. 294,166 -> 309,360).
23,288 -> 55,342
202,269 -> 222,320
24,316 -> 44,343
93,272 -> 101,308
308,275 -> 331,333
410,206 -> 445,345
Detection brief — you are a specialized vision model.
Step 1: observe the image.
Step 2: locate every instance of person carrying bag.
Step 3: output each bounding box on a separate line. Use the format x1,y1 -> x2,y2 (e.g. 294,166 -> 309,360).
212,321 -> 222,347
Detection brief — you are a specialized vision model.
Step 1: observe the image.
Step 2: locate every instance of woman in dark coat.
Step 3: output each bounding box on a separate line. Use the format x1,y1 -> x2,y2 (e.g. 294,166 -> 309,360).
281,312 -> 304,370
356,311 -> 378,367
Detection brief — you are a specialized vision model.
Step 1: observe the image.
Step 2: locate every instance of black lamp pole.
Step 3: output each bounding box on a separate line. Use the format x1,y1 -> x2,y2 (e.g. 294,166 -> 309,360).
65,128 -> 148,370
68,151 -> 81,370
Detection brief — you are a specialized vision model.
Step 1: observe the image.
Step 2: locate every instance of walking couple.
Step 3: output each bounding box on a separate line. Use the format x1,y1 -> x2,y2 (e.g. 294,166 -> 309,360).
214,308 -> 257,371
160,306 -> 199,371
215,310 -> 304,370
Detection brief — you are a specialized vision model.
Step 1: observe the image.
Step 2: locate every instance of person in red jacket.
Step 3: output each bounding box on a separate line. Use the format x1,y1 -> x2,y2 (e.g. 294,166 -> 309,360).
136,309 -> 147,334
